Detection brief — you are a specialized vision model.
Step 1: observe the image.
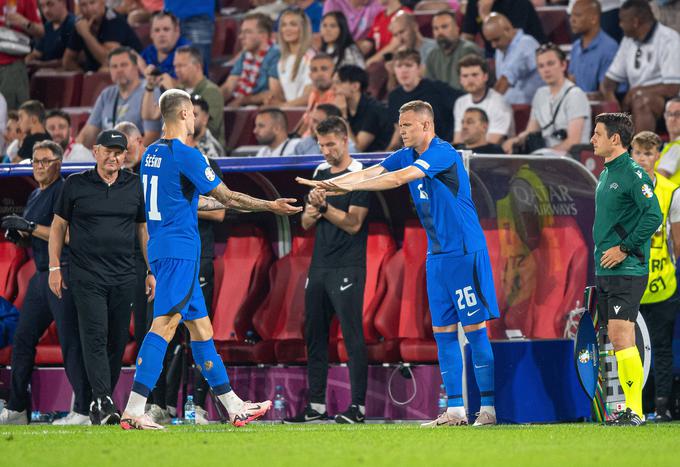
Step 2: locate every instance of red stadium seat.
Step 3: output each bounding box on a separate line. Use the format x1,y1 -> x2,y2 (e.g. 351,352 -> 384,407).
366,61 -> 389,101
212,16 -> 241,58
576,147 -> 604,178
337,223 -> 399,362
30,70 -> 83,108
415,12 -> 435,39
590,100 -> 620,117
537,6 -> 571,45
224,108 -> 306,149
133,23 -> 151,49
512,104 -> 532,135
0,242 -> 27,302
12,260 -> 35,311
80,72 -> 113,106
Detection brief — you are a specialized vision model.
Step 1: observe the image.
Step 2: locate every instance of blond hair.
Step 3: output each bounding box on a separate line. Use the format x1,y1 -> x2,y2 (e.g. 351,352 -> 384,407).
399,100 -> 434,120
631,131 -> 662,150
278,9 -> 313,80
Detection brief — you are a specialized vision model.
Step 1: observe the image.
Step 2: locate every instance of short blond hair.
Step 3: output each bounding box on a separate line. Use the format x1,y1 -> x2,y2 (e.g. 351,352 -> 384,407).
399,100 -> 434,121
159,89 -> 192,122
631,131 -> 662,151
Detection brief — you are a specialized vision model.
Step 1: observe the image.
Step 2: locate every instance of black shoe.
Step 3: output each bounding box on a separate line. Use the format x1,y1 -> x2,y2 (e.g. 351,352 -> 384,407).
653,410 -> 673,423
605,408 -> 645,426
283,405 -> 328,424
89,396 -> 121,426
334,404 -> 365,424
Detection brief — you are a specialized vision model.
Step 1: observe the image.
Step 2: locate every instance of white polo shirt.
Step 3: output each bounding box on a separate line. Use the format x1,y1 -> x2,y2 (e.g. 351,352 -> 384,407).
605,22 -> 680,88
454,88 -> 515,139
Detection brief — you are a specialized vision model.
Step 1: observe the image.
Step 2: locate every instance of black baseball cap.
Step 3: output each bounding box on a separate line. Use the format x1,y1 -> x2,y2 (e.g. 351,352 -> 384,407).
95,130 -> 128,151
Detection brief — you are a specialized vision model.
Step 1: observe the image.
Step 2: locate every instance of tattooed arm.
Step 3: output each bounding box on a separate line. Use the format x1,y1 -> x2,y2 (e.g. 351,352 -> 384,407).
206,182 -> 302,215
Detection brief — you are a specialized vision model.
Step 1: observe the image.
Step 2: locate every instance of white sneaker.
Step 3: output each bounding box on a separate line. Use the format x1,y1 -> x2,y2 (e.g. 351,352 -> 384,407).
195,405 -> 210,425
52,411 -> 91,426
229,400 -> 272,427
420,411 -> 468,428
120,412 -> 166,430
473,410 -> 497,426
146,404 -> 171,425
0,408 -> 27,425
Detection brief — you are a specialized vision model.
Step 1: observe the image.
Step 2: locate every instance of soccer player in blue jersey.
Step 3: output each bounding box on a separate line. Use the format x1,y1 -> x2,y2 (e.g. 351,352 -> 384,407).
297,100 -> 499,426
120,89 -> 301,430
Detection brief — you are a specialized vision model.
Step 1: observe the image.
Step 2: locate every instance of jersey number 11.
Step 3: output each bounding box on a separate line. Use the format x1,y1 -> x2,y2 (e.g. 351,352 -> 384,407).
142,174 -> 162,221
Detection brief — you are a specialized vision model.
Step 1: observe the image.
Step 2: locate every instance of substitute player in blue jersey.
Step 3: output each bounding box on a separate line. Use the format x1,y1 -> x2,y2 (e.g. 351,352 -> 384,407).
297,100 -> 499,426
120,89 -> 301,430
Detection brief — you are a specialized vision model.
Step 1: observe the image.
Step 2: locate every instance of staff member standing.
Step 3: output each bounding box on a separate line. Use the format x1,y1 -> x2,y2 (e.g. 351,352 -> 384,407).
48,130 -> 154,426
591,113 -> 662,426
630,131 -> 680,422
0,141 -> 91,426
284,117 -> 370,425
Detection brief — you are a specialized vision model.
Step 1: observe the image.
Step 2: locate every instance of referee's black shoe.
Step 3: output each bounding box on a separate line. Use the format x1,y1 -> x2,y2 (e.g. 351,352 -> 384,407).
605,408 -> 645,426
283,405 -> 329,424
90,396 -> 121,425
334,404 -> 365,424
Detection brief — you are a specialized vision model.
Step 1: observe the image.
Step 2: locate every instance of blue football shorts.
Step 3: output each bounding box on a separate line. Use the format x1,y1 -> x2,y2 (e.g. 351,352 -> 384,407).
150,257 -> 208,321
425,249 -> 500,327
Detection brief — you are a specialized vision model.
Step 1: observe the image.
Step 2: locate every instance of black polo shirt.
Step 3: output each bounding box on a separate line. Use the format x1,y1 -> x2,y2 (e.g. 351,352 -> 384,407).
67,9 -> 142,72
310,160 -> 370,269
348,94 -> 393,152
457,143 -> 504,154
18,133 -> 51,160
23,178 -> 68,272
35,13 -> 76,61
54,167 -> 146,285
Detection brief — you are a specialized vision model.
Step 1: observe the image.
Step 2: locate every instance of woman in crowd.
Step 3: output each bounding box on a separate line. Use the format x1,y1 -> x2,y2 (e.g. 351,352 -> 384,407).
319,11 -> 365,71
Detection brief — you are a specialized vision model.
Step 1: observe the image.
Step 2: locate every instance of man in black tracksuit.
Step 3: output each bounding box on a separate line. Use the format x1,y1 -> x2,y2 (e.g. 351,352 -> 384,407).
284,116 -> 370,424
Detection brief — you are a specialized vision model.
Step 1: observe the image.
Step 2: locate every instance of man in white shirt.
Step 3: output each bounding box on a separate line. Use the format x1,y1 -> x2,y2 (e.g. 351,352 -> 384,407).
453,54 -> 513,145
656,98 -> 680,183
600,0 -> 680,132
254,108 -> 301,157
45,110 -> 94,162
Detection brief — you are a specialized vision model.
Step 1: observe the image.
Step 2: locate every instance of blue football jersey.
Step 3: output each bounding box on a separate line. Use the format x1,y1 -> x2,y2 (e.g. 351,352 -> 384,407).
140,138 -> 221,262
381,137 -> 486,256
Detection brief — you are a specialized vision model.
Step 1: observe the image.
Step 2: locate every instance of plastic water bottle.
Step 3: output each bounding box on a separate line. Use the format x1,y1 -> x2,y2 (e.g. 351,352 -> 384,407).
184,396 -> 196,425
438,384 -> 447,412
274,385 -> 286,421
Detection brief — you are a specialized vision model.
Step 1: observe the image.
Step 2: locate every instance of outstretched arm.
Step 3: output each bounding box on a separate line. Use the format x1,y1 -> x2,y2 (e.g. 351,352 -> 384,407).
296,164 -> 386,190
320,165 -> 424,194
206,182 -> 302,215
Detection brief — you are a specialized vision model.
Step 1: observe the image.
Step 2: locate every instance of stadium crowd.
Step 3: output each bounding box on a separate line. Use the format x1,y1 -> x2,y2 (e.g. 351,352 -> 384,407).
1,0 -> 680,426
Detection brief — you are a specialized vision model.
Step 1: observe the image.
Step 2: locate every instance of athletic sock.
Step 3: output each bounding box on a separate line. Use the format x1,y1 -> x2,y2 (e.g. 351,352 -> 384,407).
433,331 -> 464,408
126,332 -> 168,417
310,403 -> 326,414
466,328 -> 495,407
615,346 -> 644,416
218,391 -> 244,415
191,339 -> 232,395
446,406 -> 466,418
480,405 -> 496,416
358,405 -> 365,415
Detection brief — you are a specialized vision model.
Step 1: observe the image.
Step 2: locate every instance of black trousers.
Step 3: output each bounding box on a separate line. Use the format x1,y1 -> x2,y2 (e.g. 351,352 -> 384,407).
132,256 -> 151,349
305,266 -> 367,406
8,270 -> 91,415
70,279 -> 134,401
640,299 -> 678,399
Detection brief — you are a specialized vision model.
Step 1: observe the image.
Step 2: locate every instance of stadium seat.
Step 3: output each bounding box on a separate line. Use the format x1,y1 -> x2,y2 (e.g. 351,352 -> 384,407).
62,107 -> 92,135
590,100 -> 620,117
224,108 -> 306,149
212,225 -> 273,342
415,12 -> 435,39
133,23 -> 151,48
0,242 -> 27,302
29,70 -> 83,108
12,260 -> 35,311
536,6 -> 571,45
575,147 -> 604,178
366,61 -> 389,101
512,104 -> 532,134
212,16 -> 241,58
337,223 -> 399,362
80,72 -> 113,106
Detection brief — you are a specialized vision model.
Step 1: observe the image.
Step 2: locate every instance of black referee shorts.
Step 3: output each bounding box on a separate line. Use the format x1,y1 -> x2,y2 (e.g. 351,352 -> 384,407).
596,275 -> 648,323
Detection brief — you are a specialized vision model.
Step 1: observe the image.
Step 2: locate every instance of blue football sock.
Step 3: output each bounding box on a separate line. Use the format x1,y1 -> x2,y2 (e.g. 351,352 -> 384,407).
191,339 -> 231,395
433,331 -> 463,407
132,332 -> 168,397
466,328 -> 495,406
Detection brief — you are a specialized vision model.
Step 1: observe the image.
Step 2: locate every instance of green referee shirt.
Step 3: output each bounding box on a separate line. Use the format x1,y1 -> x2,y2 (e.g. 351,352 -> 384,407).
594,152 -> 662,276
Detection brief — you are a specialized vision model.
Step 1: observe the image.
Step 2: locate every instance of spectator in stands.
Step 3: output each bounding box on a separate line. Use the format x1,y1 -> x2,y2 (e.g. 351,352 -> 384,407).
62,0 -> 142,72
600,0 -> 680,133
367,11 -> 437,66
3,111 -> 21,163
387,49 -> 462,148
0,140 -> 91,426
297,53 -> 337,135
453,54 -> 513,145
284,0 -> 324,32
45,110 -> 94,162
333,65 -> 393,152
457,107 -> 505,153
191,95 -> 226,158
78,47 -> 161,148
568,0 -> 623,43
568,0 -> 619,95
250,0 -> 288,24
656,98 -> 680,183
49,129 -> 151,425
322,0 -> 383,41
139,11 -> 188,79
651,0 -> 680,35
270,8 -> 315,106
359,0 -> 411,58
285,116 -> 370,425
483,13 -> 543,105
25,0 -> 75,69
426,10 -> 484,91
220,13 -> 280,107
503,43 -> 591,155
0,0 -> 44,110
164,0 -> 215,68
17,100 -> 50,161
319,12 -> 365,70
295,103 -> 358,154
462,0 -> 546,56
253,108 -> 301,156
143,45 -> 224,145
112,0 -> 163,27
114,121 -> 146,170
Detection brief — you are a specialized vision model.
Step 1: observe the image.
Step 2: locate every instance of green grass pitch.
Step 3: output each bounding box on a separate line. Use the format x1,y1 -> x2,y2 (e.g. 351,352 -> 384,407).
2,422 -> 679,467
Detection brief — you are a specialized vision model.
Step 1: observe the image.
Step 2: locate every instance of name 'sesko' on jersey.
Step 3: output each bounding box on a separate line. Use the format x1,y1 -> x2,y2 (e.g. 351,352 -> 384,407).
145,149 -> 163,168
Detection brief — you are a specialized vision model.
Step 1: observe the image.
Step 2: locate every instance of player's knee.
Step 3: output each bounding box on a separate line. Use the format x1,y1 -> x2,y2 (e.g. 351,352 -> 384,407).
432,324 -> 457,333
150,314 -> 181,342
